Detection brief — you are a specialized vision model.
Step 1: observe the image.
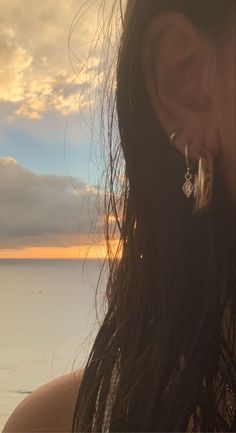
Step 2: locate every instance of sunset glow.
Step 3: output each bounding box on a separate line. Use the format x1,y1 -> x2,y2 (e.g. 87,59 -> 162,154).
0,240 -> 122,260
0,0 -> 121,261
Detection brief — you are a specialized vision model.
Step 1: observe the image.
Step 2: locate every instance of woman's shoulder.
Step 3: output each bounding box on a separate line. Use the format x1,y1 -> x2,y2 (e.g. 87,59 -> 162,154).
2,368 -> 85,433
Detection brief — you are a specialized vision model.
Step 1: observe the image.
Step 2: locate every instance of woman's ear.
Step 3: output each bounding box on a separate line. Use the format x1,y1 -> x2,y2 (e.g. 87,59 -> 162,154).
141,12 -> 220,159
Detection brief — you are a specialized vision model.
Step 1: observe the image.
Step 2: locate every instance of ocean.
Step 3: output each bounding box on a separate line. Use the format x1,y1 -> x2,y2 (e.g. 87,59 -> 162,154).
0,258 -> 108,430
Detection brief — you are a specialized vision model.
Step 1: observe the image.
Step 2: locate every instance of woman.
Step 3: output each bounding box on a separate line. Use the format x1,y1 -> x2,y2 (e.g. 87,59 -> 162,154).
3,0 -> 235,432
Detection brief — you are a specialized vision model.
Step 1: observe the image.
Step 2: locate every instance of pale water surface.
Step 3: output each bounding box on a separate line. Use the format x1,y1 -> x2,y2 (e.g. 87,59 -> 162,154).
0,259 -> 107,430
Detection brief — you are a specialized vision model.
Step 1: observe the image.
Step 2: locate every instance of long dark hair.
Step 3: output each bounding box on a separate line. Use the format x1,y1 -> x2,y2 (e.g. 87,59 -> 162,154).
71,1 -> 236,431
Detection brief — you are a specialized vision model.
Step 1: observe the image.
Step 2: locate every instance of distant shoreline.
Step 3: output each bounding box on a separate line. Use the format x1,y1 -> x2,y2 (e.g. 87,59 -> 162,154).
0,257 -> 117,262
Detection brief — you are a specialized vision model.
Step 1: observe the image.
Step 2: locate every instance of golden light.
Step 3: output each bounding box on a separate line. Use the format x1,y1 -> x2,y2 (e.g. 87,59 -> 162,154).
0,240 -> 122,260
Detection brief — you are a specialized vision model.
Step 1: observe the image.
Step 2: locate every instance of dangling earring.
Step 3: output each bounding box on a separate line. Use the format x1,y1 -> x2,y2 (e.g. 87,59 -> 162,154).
193,151 -> 214,215
169,129 -> 214,215
182,142 -> 195,199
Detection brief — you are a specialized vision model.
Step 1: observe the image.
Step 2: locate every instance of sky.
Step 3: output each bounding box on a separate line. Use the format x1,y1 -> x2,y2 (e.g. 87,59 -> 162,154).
0,0 -> 123,259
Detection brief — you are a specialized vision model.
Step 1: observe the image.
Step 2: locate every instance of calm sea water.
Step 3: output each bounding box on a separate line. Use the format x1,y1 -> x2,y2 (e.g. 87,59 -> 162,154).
0,259 -> 108,430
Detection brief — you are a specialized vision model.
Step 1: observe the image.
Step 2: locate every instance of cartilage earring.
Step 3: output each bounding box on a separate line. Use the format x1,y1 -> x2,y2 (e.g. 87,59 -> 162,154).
182,143 -> 194,198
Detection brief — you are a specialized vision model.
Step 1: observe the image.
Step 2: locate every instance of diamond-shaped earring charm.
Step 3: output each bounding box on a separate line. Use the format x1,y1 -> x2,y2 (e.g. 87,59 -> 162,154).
182,143 -> 194,199
182,178 -> 194,198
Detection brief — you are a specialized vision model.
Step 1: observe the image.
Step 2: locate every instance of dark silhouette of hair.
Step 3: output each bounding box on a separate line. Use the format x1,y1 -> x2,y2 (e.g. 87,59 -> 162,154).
71,1 -> 236,431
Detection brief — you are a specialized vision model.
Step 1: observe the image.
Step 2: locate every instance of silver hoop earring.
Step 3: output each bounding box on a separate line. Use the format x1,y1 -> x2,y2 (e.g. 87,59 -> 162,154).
169,128 -> 183,145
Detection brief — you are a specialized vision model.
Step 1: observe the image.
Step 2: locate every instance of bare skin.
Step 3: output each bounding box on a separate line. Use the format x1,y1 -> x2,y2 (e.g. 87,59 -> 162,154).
2,369 -> 84,432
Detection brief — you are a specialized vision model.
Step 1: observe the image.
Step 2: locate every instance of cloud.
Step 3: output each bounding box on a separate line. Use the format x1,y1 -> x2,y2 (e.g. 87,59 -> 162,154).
0,26 -> 33,103
0,157 -> 104,248
0,0 -> 114,120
